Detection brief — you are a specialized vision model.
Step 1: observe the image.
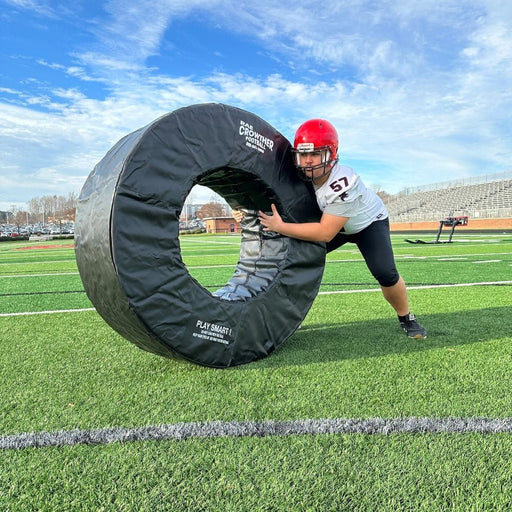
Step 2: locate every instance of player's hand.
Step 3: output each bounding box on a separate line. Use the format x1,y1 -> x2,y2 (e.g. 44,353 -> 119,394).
258,204 -> 283,232
232,209 -> 245,223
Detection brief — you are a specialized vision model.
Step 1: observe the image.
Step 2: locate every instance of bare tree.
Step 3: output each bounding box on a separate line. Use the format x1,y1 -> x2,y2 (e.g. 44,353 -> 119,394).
196,202 -> 225,219
14,210 -> 27,230
26,193 -> 77,222
9,204 -> 17,224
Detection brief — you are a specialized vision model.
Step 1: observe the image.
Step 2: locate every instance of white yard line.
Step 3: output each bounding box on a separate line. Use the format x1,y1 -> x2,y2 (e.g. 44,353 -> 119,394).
318,281 -> 512,295
0,260 -> 76,266
1,281 -> 509,317
329,252 -> 511,263
0,308 -> 95,317
0,272 -> 79,278
2,417 -> 512,450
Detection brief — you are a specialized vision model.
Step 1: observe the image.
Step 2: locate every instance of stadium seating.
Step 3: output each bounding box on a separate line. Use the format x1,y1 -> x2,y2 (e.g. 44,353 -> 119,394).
384,173 -> 512,222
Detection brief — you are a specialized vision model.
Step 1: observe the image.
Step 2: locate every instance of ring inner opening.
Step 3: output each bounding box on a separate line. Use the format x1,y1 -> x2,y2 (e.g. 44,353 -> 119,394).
179,169 -> 289,301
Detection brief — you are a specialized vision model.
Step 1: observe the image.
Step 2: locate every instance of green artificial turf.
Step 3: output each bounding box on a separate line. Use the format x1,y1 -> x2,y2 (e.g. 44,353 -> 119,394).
0,233 -> 511,511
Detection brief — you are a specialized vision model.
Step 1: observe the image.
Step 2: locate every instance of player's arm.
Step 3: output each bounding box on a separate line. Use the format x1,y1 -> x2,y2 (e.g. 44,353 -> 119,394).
258,204 -> 347,243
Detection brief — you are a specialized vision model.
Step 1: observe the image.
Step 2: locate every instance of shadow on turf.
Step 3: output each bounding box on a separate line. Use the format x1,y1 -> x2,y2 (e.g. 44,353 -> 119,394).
247,306 -> 512,369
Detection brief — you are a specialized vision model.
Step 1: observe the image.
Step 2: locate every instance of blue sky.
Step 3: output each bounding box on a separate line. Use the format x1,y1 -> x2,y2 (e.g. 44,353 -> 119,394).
1,0 -> 511,211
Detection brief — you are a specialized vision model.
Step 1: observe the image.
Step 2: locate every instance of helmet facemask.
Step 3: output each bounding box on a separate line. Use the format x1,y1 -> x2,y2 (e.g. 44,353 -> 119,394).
291,143 -> 337,182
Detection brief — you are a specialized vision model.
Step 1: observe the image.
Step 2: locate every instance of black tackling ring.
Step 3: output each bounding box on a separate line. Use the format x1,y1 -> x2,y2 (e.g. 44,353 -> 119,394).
75,103 -> 326,367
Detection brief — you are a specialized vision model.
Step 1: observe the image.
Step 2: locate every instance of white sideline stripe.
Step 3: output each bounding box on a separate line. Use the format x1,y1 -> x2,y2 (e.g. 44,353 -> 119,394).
1,281 -> 510,317
0,308 -> 95,317
2,417 -> 512,450
318,281 -> 512,295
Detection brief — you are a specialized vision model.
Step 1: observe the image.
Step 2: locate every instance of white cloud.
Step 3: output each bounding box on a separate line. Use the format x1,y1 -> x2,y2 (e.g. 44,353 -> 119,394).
88,0 -> 221,63
37,59 -> 105,83
1,0 -> 511,209
2,0 -> 56,17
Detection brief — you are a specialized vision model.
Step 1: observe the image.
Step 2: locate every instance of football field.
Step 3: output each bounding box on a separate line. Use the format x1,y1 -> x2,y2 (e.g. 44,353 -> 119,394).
1,233 -> 511,510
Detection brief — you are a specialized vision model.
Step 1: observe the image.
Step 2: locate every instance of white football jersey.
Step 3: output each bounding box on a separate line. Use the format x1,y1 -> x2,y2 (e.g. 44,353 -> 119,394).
314,164 -> 388,234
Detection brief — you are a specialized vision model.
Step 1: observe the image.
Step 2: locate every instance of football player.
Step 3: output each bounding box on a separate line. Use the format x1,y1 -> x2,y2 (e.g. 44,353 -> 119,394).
259,119 -> 427,339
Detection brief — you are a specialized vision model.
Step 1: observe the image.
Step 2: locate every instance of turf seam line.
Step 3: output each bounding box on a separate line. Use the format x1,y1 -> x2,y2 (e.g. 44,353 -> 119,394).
2,417 -> 512,450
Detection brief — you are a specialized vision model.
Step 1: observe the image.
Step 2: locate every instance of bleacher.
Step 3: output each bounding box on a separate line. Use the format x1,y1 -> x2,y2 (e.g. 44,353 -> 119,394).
384,172 -> 512,222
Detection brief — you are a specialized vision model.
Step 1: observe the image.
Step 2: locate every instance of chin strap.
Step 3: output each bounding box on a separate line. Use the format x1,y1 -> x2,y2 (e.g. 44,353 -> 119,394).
297,158 -> 338,182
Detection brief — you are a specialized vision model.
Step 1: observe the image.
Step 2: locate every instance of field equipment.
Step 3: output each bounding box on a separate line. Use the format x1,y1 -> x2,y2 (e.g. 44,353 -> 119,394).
75,103 -> 325,368
405,215 -> 468,244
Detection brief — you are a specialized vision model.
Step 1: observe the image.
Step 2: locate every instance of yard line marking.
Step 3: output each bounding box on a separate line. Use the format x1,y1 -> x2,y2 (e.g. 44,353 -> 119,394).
181,240 -> 240,245
318,281 -> 512,295
472,260 -> 502,264
0,272 -> 79,279
187,264 -> 235,269
0,260 -> 76,266
328,253 -> 512,263
183,253 -> 240,258
0,308 -> 95,317
2,417 -> 512,450
398,252 -> 511,260
1,281 -> 510,317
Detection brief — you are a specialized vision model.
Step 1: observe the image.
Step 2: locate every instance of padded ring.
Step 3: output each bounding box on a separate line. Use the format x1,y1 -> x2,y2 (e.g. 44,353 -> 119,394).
75,103 -> 325,367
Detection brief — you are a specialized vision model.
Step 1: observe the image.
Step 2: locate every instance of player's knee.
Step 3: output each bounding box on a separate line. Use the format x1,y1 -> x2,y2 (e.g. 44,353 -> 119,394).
375,270 -> 400,288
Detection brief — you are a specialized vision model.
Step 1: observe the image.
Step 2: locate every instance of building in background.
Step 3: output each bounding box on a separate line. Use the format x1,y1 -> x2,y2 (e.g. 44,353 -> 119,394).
204,216 -> 240,234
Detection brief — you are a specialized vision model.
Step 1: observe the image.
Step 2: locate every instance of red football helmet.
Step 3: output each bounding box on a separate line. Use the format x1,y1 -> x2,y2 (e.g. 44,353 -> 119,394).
292,119 -> 339,180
